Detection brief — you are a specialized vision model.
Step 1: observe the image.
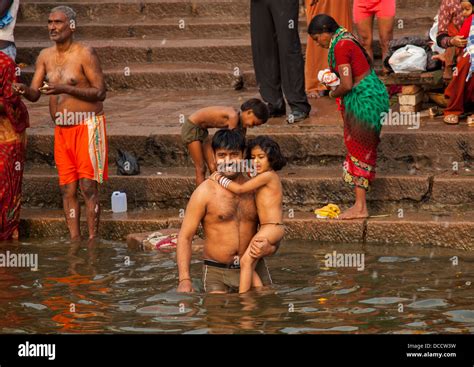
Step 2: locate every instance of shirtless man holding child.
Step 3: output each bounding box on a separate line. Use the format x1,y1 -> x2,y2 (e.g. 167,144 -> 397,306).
177,129 -> 283,293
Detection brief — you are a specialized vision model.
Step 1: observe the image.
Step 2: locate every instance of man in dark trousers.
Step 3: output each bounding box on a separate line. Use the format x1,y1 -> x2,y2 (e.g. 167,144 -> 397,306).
250,0 -> 311,123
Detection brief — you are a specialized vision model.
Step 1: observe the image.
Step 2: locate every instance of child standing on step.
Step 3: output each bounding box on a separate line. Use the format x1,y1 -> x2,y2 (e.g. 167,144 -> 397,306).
183,98 -> 269,186
211,136 -> 286,293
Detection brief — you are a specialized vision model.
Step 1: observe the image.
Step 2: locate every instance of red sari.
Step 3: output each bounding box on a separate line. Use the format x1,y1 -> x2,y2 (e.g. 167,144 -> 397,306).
330,30 -> 389,190
444,15 -> 474,117
0,52 -> 29,240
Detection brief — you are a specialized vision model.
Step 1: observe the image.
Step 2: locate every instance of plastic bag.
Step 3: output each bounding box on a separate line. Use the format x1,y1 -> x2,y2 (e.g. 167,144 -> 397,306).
389,45 -> 427,73
116,149 -> 140,176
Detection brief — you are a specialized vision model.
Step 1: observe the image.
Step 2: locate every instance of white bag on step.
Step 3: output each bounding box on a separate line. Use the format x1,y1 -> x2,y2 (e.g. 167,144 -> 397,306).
389,45 -> 427,73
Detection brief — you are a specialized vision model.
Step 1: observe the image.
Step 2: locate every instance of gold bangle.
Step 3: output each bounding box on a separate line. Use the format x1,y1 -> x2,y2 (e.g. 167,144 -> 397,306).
179,278 -> 191,283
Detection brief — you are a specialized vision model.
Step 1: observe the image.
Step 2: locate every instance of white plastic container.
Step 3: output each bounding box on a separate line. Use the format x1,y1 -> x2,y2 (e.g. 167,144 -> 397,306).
111,191 -> 127,213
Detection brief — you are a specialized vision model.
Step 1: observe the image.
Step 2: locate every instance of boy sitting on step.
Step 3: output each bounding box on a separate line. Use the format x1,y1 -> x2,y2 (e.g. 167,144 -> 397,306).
182,98 -> 269,185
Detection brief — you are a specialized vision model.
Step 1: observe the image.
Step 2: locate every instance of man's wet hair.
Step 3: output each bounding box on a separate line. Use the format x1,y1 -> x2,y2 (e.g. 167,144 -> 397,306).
212,129 -> 246,153
246,135 -> 287,171
50,6 -> 77,24
240,98 -> 269,123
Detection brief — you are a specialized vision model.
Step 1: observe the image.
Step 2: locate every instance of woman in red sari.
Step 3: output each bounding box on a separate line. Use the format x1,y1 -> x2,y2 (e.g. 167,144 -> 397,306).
308,14 -> 389,219
0,51 -> 29,240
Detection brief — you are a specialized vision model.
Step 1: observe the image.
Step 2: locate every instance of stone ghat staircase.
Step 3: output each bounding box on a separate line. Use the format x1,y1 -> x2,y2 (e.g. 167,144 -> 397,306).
15,0 -> 474,248
17,0 -> 437,90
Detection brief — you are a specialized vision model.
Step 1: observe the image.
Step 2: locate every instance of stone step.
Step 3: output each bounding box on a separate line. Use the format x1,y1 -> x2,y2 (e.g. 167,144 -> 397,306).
16,38 -> 253,68
18,0 -> 440,23
16,18 -> 283,41
22,88 -> 474,169
18,60 -> 390,92
19,207 -> 474,249
19,63 -> 257,91
21,165 -> 474,213
19,0 -> 252,22
25,124 -> 474,171
16,26 -> 428,68
16,8 -> 434,41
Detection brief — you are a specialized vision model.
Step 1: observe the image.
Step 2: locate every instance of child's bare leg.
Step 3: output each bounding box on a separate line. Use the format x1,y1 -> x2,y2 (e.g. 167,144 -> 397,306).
187,140 -> 207,186
252,269 -> 263,287
203,139 -> 217,173
239,225 -> 284,293
239,249 -> 258,293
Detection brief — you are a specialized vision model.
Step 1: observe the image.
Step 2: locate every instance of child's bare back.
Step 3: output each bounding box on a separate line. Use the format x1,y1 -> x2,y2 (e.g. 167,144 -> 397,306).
189,106 -> 239,129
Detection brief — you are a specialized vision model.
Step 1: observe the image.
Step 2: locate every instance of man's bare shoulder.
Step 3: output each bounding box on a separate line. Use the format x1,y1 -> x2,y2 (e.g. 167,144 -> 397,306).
190,179 -> 216,201
73,43 -> 98,58
37,47 -> 55,60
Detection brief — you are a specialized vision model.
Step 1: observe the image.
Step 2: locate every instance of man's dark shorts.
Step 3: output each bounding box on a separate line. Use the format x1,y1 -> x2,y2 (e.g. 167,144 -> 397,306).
202,258 -> 272,293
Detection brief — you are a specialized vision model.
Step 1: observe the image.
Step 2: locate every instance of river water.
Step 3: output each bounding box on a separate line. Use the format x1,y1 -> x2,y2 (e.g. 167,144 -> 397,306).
1,239 -> 473,334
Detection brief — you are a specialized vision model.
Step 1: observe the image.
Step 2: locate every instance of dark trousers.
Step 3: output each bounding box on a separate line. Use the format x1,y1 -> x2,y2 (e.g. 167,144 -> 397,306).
250,0 -> 311,114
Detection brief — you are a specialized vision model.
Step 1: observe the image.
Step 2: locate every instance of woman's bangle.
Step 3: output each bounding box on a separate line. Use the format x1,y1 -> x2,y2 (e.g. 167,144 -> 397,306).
329,90 -> 335,98
179,278 -> 191,283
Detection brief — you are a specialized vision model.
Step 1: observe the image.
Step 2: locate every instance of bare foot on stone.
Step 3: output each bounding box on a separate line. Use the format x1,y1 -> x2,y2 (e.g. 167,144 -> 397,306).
338,205 -> 369,220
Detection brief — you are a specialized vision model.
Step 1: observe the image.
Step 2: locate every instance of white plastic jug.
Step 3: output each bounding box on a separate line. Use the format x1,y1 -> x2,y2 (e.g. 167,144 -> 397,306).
111,191 -> 127,213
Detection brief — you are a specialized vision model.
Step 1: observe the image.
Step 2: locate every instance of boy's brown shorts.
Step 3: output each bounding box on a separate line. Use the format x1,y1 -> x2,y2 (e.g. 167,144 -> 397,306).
181,118 -> 209,146
202,258 -> 272,293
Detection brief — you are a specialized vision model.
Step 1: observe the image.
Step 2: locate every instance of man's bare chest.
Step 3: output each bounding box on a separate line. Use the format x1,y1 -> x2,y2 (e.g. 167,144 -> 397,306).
45,61 -> 85,86
205,192 -> 257,223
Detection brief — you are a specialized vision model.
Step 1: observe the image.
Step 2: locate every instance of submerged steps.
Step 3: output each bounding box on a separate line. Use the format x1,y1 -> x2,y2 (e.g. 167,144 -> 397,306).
19,208 -> 474,249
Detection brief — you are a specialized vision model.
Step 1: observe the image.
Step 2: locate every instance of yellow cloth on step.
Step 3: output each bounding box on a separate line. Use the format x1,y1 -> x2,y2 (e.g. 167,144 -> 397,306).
314,204 -> 341,219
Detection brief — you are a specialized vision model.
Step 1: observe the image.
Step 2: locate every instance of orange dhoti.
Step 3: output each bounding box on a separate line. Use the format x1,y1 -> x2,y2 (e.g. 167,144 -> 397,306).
54,114 -> 109,186
305,0 -> 353,94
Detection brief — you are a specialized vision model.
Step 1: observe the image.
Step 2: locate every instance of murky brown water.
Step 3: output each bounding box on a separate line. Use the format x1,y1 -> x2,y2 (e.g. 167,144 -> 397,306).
1,239 -> 473,334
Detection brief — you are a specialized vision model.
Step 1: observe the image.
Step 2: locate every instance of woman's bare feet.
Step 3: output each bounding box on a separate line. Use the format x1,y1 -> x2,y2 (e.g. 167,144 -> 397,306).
338,205 -> 369,220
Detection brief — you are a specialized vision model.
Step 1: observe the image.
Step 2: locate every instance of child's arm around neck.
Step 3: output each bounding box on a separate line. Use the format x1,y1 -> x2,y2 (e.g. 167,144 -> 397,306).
215,171 -> 274,194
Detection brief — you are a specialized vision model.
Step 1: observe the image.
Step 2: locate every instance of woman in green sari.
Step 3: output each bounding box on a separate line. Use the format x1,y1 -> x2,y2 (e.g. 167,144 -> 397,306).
308,14 -> 389,219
